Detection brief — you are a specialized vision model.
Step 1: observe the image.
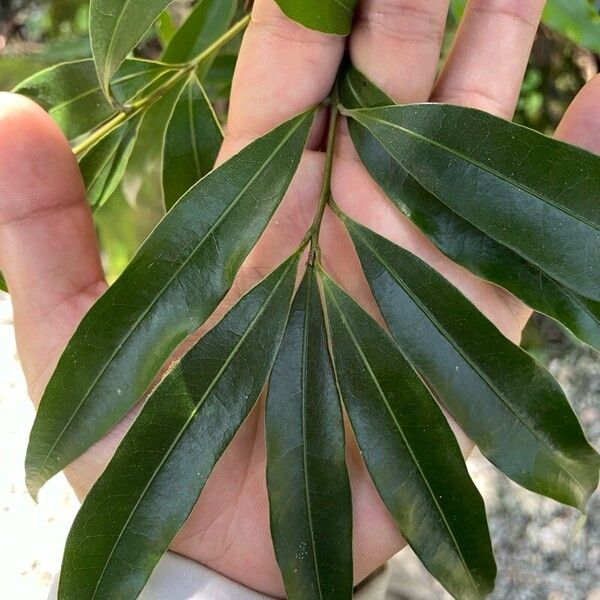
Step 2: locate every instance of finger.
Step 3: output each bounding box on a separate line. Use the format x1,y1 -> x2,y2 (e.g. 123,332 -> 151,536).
219,0 -> 345,158
432,0 -> 545,118
555,74 -> 600,153
0,93 -> 106,400
349,0 -> 451,103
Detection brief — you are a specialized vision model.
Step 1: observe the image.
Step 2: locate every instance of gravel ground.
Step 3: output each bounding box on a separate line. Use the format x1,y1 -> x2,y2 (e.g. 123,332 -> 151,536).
1,291 -> 599,600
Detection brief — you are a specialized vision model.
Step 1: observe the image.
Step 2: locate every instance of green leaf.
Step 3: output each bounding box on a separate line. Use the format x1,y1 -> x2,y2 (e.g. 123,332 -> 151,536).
25,109 -> 315,497
340,65 -> 600,350
162,0 -> 236,77
58,255 -> 299,600
162,75 -> 223,211
79,113 -> 142,210
274,0 -> 359,35
266,267 -> 353,600
320,272 -> 496,600
345,218 -> 600,511
120,76 -> 188,210
543,0 -> 600,52
13,58 -> 172,140
0,272 -> 7,293
89,0 -> 175,99
204,53 -> 237,100
344,104 -> 600,303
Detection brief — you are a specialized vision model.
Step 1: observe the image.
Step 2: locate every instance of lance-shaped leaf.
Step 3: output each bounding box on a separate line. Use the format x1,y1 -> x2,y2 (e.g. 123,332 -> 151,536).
0,272 -> 7,293
266,268 -> 353,600
162,0 -> 236,77
345,218 -> 600,510
345,104 -> 600,302
14,59 -> 172,140
162,75 -> 223,210
90,0 -> 175,99
339,65 -> 600,351
58,255 -> 299,600
26,109 -> 314,497
320,272 -> 496,600
79,113 -> 143,210
274,0 -> 359,35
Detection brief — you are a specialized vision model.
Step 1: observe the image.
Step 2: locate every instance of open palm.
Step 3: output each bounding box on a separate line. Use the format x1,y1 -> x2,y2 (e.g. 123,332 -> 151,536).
1,0 -> 600,597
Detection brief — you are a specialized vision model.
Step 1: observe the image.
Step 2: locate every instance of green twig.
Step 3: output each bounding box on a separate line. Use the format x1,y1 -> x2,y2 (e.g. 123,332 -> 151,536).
73,14 -> 251,157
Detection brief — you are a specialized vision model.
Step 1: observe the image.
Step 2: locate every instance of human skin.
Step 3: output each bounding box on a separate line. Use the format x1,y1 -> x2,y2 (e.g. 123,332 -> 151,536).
1,0 -> 600,597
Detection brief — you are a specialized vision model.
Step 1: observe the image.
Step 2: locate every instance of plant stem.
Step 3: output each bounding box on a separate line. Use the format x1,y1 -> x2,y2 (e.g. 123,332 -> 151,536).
306,102 -> 339,264
73,14 -> 251,157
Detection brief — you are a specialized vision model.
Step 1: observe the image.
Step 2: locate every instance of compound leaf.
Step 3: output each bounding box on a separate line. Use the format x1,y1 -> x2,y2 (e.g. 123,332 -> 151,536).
321,272 -> 496,600
274,0 -> 359,35
58,254 -> 299,600
162,75 -> 223,211
266,268 -> 353,600
13,58 -> 172,140
26,109 -> 315,497
345,104 -> 600,302
340,65 -> 600,351
346,218 -> 600,511
90,0 -> 174,99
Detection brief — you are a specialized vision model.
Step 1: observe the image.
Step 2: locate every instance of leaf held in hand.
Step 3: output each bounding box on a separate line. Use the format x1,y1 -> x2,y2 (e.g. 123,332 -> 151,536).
345,218 -> 600,511
25,109 -> 315,497
345,104 -> 600,302
266,268 -> 353,600
340,65 -> 600,350
321,272 -> 496,600
58,254 -> 300,600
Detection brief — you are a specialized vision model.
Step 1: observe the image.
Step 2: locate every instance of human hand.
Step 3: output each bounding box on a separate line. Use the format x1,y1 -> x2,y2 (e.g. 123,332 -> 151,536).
1,0 -> 600,596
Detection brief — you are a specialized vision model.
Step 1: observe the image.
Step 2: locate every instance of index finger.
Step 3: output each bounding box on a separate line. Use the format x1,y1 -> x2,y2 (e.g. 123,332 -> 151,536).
219,0 -> 346,158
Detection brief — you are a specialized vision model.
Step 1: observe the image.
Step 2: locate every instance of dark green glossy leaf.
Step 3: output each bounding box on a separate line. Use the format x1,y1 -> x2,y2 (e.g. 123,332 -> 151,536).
320,272 -> 496,600
344,104 -> 600,303
345,218 -> 600,511
79,113 -> 142,209
162,75 -> 223,211
0,272 -> 7,293
274,0 -> 359,35
340,65 -> 600,351
58,255 -> 299,600
162,0 -> 236,78
26,109 -> 314,497
13,59 -> 172,140
266,268 -> 353,600
90,0 -> 174,98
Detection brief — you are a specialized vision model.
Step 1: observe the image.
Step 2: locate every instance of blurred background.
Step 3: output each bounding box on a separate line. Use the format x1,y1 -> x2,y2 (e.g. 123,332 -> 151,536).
0,1 -> 599,598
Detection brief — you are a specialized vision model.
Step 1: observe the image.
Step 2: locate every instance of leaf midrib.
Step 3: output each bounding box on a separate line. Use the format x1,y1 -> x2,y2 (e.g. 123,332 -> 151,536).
89,259 -> 295,599
300,274 -> 325,598
325,285 -> 479,595
354,110 -> 600,233
353,227 -> 586,498
36,114 -> 306,477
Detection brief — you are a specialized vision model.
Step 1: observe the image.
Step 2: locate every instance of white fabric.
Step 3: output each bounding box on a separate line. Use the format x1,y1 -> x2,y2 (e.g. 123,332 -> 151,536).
48,551 -> 389,599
